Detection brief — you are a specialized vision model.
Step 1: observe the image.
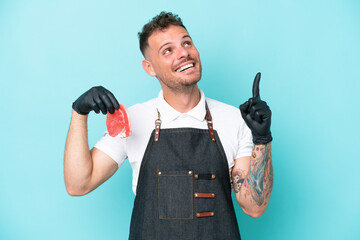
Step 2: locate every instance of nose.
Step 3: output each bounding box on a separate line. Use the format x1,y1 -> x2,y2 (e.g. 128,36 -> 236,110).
177,46 -> 190,60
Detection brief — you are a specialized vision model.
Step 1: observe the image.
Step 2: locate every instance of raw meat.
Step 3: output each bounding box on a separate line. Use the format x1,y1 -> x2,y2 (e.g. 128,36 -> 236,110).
106,103 -> 132,138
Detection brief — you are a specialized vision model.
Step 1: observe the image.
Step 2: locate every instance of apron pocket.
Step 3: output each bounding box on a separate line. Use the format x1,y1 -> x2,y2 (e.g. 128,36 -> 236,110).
157,170 -> 193,219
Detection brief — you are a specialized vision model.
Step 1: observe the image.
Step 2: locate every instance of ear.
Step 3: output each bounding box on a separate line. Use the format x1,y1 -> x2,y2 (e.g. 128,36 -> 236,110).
142,59 -> 156,77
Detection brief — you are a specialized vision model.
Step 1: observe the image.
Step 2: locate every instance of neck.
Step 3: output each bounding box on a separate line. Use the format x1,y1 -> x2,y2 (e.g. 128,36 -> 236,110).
161,85 -> 201,113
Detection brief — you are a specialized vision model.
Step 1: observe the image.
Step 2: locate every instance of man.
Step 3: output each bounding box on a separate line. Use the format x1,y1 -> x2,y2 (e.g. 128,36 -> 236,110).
64,11 -> 273,240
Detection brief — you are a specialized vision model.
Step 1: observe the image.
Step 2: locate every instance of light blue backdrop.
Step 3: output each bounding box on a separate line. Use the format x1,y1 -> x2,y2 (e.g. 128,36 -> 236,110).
1,0 -> 359,239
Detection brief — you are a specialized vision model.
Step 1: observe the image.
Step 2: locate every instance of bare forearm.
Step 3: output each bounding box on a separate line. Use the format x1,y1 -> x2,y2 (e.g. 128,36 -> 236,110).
232,142 -> 273,217
64,110 -> 93,195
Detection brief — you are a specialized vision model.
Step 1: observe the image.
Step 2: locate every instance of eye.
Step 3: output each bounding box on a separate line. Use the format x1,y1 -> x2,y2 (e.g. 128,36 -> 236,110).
184,41 -> 192,47
163,48 -> 172,55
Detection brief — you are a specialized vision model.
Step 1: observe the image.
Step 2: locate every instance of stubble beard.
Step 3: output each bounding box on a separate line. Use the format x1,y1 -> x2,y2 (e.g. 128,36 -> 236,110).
157,63 -> 202,93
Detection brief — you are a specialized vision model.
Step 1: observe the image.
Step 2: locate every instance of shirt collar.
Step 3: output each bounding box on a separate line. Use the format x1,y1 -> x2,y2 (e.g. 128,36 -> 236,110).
156,89 -> 207,124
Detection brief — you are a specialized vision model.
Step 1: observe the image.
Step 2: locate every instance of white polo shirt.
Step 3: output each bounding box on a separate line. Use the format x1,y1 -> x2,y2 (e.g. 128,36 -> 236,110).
94,89 -> 253,194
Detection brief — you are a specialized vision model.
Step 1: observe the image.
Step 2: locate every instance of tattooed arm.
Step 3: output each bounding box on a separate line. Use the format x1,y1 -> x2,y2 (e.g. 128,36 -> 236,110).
236,72 -> 273,217
232,142 -> 273,218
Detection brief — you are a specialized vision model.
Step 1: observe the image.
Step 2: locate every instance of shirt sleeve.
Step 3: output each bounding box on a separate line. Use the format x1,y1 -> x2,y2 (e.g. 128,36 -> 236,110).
235,118 -> 253,158
93,131 -> 128,168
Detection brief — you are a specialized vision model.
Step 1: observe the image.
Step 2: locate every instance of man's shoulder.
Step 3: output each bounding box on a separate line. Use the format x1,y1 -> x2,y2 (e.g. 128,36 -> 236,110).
126,97 -> 158,129
128,97 -> 157,114
206,97 -> 240,116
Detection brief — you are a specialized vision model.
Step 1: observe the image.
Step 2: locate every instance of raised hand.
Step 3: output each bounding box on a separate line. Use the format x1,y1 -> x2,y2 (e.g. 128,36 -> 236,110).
72,86 -> 120,115
239,72 -> 272,144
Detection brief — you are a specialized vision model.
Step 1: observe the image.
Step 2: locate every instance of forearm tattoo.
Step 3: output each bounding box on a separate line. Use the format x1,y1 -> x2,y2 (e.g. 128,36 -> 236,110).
246,143 -> 273,206
232,169 -> 246,193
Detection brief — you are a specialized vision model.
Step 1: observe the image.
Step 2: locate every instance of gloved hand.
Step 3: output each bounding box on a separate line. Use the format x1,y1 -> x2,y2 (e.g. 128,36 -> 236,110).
72,86 -> 120,115
239,73 -> 272,145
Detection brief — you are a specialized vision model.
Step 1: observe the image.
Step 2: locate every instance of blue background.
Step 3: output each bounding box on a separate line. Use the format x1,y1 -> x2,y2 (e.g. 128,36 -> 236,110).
1,0 -> 359,239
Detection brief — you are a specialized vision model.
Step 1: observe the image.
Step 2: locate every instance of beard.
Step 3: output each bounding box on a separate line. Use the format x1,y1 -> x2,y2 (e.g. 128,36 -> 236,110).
156,63 -> 202,93
157,75 -> 200,92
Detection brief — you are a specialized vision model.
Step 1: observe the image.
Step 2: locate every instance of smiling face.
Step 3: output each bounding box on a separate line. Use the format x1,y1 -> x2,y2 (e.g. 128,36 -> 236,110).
142,25 -> 202,93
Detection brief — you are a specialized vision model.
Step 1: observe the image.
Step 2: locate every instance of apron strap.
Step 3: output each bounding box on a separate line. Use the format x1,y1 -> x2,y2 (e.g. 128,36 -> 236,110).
154,101 -> 216,142
205,102 -> 216,142
154,108 -> 161,142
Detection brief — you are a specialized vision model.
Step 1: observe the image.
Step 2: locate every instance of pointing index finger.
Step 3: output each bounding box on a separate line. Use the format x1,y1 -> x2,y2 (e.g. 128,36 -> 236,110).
252,72 -> 261,99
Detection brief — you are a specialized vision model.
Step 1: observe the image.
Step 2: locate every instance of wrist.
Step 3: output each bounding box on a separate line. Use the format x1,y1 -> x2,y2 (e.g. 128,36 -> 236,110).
252,132 -> 272,145
72,109 -> 88,121
72,101 -> 89,115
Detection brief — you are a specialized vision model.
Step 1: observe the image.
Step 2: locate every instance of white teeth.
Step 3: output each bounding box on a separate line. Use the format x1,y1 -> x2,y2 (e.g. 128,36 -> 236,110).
176,63 -> 194,72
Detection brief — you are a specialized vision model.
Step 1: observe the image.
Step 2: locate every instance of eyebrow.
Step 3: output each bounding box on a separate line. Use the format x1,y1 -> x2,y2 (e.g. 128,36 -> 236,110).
158,35 -> 192,54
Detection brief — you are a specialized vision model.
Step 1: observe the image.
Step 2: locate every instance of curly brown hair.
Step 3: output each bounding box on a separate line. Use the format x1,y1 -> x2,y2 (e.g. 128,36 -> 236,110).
138,11 -> 186,57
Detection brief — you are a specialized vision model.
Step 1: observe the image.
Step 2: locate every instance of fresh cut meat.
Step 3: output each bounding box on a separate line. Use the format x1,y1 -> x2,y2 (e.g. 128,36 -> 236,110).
106,103 -> 132,138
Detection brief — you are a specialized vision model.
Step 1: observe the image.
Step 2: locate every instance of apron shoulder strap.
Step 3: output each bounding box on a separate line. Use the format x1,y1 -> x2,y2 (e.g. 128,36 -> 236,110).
153,102 -> 216,142
205,102 -> 216,142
